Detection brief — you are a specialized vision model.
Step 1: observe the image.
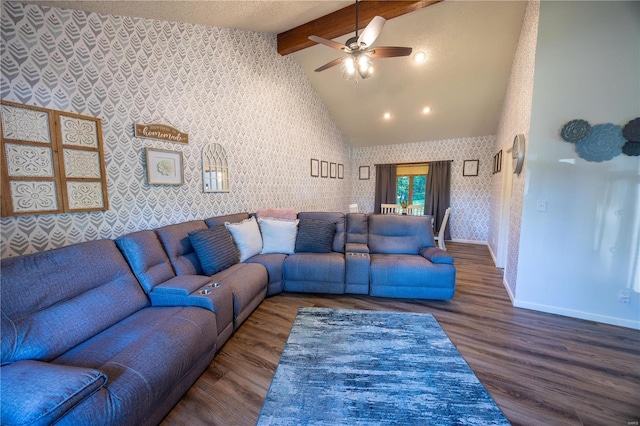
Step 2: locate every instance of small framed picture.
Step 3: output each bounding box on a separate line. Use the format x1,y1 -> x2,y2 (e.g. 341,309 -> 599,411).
359,166 -> 370,180
463,160 -> 479,177
321,161 -> 328,178
496,150 -> 502,173
145,148 -> 184,185
310,159 -> 319,177
338,163 -> 344,179
330,162 -> 336,178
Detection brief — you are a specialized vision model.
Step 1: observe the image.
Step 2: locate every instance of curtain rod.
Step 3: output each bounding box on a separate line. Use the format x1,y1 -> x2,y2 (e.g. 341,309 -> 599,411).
373,160 -> 453,166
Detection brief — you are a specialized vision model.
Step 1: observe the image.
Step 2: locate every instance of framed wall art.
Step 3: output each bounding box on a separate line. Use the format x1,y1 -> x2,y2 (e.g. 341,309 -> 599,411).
145,148 -> 184,185
462,160 -> 479,177
0,101 -> 108,217
330,162 -> 336,179
321,161 -> 328,178
493,150 -> 502,174
338,163 -> 344,179
359,166 -> 370,180
310,159 -> 319,177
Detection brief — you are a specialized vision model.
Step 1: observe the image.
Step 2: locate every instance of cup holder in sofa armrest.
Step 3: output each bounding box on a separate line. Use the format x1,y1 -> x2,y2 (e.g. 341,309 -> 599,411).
149,280 -> 226,312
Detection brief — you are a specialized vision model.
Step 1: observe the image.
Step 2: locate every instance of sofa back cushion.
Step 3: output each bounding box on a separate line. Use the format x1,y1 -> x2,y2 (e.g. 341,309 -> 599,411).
297,212 -> 345,253
346,213 -> 368,244
115,230 -> 176,292
155,220 -> 207,275
205,212 -> 250,228
0,240 -> 148,364
368,214 -> 435,254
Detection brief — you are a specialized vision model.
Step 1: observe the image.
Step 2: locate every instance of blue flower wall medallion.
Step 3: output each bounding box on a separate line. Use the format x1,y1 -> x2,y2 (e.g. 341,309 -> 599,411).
575,123 -> 626,162
561,119 -> 591,143
622,141 -> 640,156
622,117 -> 640,142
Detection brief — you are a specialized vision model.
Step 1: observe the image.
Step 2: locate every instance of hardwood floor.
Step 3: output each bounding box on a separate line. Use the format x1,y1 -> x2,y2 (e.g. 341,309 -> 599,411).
161,243 -> 640,426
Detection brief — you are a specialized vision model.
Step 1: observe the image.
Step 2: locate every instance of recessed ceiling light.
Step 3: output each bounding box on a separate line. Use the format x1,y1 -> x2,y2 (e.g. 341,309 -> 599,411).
414,51 -> 427,63
422,106 -> 431,114
383,112 -> 392,120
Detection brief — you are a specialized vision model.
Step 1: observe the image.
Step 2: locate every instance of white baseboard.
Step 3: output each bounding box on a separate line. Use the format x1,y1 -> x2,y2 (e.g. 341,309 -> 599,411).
503,278 -> 516,304
487,244 -> 499,266
451,239 -> 487,245
514,299 -> 640,330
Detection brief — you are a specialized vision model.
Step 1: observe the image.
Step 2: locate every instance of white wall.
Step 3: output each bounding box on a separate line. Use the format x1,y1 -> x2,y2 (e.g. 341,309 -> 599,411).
0,2 -> 351,258
515,1 -> 640,329
351,135 -> 494,242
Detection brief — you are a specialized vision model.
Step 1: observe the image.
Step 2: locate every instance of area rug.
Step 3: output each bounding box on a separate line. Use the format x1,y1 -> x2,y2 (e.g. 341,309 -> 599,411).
257,308 -> 509,425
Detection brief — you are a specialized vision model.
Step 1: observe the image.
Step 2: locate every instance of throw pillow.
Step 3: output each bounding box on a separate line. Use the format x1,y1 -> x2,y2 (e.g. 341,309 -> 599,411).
189,226 -> 240,275
295,218 -> 336,253
224,217 -> 263,262
258,217 -> 299,254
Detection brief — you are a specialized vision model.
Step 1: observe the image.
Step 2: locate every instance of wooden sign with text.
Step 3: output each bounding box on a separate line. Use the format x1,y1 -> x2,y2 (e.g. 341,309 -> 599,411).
134,123 -> 189,144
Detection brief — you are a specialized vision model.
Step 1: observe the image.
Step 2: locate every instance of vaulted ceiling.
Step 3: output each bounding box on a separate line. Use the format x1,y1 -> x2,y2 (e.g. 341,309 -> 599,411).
16,1 -> 527,147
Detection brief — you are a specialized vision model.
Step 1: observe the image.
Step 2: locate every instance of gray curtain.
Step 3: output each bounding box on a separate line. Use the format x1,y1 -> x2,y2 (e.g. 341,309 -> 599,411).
425,161 -> 451,240
374,164 -> 397,213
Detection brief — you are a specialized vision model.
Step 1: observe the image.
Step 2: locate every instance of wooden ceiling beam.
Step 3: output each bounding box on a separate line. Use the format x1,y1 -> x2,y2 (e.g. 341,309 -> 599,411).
277,0 -> 442,56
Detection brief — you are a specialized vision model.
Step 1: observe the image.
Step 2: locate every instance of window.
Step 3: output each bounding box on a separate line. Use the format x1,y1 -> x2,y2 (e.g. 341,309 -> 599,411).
396,163 -> 428,206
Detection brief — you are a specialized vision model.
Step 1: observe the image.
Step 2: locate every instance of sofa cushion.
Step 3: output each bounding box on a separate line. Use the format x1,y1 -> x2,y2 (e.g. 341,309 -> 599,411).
53,305 -> 217,425
295,218 -> 335,253
346,213 -> 368,244
246,253 -> 287,296
368,214 -> 435,254
225,217 -> 263,262
0,239 -> 148,364
115,230 -> 175,293
189,226 -> 240,275
155,220 -> 208,275
1,360 -> 107,426
258,217 -> 298,255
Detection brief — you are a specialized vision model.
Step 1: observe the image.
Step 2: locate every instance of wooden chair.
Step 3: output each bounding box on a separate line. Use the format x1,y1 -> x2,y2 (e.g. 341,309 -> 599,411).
381,203 -> 402,214
349,204 -> 359,213
433,207 -> 451,251
406,205 -> 424,216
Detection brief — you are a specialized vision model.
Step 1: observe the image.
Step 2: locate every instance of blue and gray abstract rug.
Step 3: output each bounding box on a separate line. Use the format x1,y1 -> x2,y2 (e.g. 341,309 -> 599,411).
258,308 -> 509,425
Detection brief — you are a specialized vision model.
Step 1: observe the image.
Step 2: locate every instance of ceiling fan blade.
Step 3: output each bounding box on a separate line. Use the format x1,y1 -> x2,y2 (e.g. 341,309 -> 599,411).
369,46 -> 413,58
309,35 -> 347,51
357,16 -> 386,48
314,57 -> 344,72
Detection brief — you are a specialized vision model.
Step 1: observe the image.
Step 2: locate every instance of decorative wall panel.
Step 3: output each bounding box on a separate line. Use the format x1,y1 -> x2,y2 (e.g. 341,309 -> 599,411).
1,101 -> 108,218
67,182 -> 104,209
0,2 -> 350,257
5,143 -> 54,177
351,135 -> 495,242
9,181 -> 58,213
0,105 -> 51,143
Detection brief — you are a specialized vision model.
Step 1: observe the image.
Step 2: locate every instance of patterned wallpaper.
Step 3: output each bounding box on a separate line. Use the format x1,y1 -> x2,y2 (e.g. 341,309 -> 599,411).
488,0 -> 540,297
0,2 -> 352,258
351,135 -> 495,242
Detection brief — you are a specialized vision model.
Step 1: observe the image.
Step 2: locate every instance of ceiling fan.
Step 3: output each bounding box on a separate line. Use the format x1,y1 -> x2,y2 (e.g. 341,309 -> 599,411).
308,0 -> 412,80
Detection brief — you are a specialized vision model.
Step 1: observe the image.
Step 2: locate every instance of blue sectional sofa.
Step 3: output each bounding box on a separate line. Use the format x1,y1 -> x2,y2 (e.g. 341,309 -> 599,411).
0,211 -> 455,425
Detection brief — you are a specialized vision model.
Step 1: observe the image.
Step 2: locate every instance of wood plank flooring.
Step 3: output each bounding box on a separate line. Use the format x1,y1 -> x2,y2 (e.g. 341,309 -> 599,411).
161,243 -> 640,426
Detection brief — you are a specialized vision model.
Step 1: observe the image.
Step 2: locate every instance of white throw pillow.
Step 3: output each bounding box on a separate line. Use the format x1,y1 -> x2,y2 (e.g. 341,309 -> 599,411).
258,217 -> 299,255
224,217 -> 263,262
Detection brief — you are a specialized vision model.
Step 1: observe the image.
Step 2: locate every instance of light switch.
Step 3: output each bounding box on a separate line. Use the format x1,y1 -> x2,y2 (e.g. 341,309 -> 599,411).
536,200 -> 547,212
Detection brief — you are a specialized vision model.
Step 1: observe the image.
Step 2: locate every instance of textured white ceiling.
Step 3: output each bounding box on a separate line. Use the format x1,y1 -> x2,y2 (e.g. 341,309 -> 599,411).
15,1 -> 526,147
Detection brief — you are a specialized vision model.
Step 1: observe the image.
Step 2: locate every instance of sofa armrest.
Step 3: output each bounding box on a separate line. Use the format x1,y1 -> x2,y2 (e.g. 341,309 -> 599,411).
345,243 -> 369,254
1,360 -> 106,426
420,247 -> 454,264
